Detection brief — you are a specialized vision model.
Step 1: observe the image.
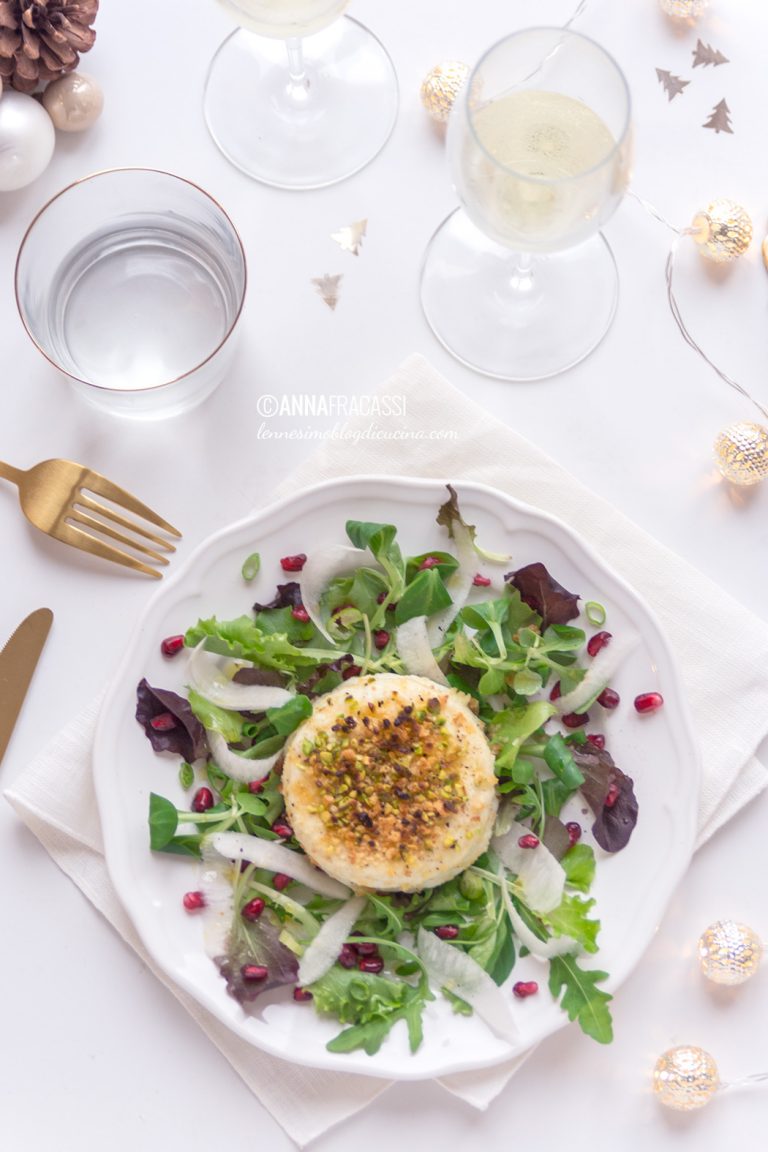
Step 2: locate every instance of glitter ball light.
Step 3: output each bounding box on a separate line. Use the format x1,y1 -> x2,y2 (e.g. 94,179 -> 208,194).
659,0 -> 709,17
653,1046 -> 720,1111
691,200 -> 753,262
420,61 -> 469,124
698,920 -> 764,985
714,422 -> 768,485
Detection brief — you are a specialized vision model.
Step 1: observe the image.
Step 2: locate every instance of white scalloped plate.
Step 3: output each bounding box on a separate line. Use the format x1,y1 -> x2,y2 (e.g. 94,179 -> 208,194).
94,477 -> 700,1079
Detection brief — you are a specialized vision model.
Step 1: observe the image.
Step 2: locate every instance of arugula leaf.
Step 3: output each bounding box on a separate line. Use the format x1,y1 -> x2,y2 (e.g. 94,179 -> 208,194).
311,965 -> 429,1055
545,895 -> 601,954
548,955 -> 613,1044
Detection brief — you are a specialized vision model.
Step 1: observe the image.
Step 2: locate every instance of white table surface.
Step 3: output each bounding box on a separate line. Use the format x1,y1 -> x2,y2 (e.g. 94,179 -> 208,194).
2,0 -> 768,1148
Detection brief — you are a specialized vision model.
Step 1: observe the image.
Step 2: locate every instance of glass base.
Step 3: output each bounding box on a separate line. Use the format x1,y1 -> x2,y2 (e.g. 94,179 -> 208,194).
203,16 -> 399,189
420,209 -> 620,381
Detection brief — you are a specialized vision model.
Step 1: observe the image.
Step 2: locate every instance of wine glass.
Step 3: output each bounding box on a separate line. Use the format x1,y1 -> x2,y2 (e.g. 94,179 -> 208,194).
420,28 -> 632,381
204,0 -> 399,189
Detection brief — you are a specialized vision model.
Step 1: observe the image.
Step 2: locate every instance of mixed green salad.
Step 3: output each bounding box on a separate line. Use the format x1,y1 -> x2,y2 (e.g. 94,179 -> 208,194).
137,487 -> 644,1057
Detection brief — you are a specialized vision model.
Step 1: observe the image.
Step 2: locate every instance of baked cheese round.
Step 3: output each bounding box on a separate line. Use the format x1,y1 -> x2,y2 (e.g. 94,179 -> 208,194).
281,673 -> 498,892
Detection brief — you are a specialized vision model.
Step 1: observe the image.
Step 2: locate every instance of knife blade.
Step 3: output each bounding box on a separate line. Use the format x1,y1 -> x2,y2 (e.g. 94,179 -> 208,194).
0,608 -> 53,767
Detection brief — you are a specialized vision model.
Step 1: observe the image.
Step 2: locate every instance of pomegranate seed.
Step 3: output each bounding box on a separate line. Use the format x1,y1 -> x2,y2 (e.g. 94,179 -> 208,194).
241,897 -> 265,921
358,956 -> 384,974
272,821 -> 293,839
434,925 -> 459,940
587,631 -> 612,658
341,664 -> 361,680
273,872 -> 292,891
386,602 -> 397,613
150,712 -> 176,731
247,779 -> 265,794
183,890 -> 205,911
191,786 -> 214,813
160,634 -> 184,657
338,944 -> 357,969
518,834 -> 540,849
597,687 -> 620,710
513,981 -> 539,999
565,821 -> 582,845
549,681 -> 561,702
586,733 -> 606,750
291,606 -> 310,623
241,964 -> 268,982
418,556 -> 441,570
373,630 -> 390,650
293,987 -> 313,1002
472,573 -> 491,587
634,691 -> 664,714
349,935 -> 379,956
604,783 -> 621,809
562,711 -> 589,728
280,554 -> 306,571
376,591 -> 387,604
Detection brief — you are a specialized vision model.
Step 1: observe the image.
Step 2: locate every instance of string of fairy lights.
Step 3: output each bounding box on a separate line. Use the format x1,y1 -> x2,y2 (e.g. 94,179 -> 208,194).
419,0 -> 768,487
421,0 -> 768,1117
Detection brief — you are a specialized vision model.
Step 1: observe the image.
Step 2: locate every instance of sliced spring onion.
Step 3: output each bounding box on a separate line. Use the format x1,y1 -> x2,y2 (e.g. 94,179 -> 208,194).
297,544 -> 374,641
188,642 -> 293,712
207,730 -> 281,785
555,631 -> 639,716
584,601 -> 606,626
416,927 -> 519,1044
298,894 -> 367,986
496,864 -> 578,960
396,615 -> 449,685
208,831 -> 351,899
492,820 -> 565,914
241,551 -> 261,582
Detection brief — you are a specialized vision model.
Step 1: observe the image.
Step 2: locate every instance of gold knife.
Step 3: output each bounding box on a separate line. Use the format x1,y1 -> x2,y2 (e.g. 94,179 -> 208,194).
0,608 -> 53,767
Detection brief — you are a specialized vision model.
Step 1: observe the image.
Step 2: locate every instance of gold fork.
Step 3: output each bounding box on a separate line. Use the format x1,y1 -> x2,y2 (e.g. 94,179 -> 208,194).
0,458 -> 181,578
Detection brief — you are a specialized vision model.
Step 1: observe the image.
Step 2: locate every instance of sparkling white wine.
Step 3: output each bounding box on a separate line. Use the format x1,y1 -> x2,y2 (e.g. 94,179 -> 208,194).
455,89 -> 628,252
217,0 -> 349,38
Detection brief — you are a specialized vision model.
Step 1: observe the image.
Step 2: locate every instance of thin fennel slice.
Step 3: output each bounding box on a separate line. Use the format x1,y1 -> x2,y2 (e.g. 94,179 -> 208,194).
207,730 -> 281,785
199,841 -> 236,958
416,927 -> 519,1044
396,615 -> 449,685
297,544 -> 375,641
426,514 -> 476,646
492,820 -> 566,914
298,894 -> 367,987
208,831 -> 351,899
555,631 -> 639,715
188,641 -> 293,711
497,864 -> 578,960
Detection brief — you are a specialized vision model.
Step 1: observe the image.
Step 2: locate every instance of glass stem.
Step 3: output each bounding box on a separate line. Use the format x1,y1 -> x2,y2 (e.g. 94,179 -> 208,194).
509,252 -> 535,294
285,37 -> 308,92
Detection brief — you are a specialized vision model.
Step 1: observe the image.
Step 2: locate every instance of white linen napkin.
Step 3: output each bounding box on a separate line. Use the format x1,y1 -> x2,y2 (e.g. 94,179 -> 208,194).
6,355 -> 768,1147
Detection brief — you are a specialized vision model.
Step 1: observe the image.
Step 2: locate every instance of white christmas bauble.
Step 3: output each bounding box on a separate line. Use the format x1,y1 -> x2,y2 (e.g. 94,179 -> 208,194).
0,91 -> 55,192
43,72 -> 104,133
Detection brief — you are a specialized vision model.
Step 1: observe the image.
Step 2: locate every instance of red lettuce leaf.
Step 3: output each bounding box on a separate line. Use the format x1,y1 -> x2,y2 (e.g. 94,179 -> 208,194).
215,916 -> 299,1009
135,678 -> 209,761
252,582 -> 303,612
572,744 -> 638,853
505,563 -> 580,629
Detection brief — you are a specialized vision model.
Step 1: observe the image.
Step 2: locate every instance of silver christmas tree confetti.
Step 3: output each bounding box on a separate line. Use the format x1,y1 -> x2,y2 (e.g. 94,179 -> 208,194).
330,219 -> 368,256
703,98 -> 733,134
656,68 -> 690,100
311,273 -> 343,311
692,39 -> 729,68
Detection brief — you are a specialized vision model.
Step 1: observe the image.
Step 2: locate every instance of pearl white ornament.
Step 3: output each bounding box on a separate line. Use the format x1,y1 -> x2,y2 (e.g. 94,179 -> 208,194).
43,72 -> 104,133
0,91 -> 55,192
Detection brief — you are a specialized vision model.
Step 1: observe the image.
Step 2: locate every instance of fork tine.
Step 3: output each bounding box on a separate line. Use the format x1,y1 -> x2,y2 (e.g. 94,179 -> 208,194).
68,509 -> 171,565
75,493 -> 177,552
55,521 -> 164,579
78,471 -> 182,538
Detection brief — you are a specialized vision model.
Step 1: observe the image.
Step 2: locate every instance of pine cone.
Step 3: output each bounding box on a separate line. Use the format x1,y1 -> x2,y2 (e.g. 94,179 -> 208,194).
0,1 -> 98,94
